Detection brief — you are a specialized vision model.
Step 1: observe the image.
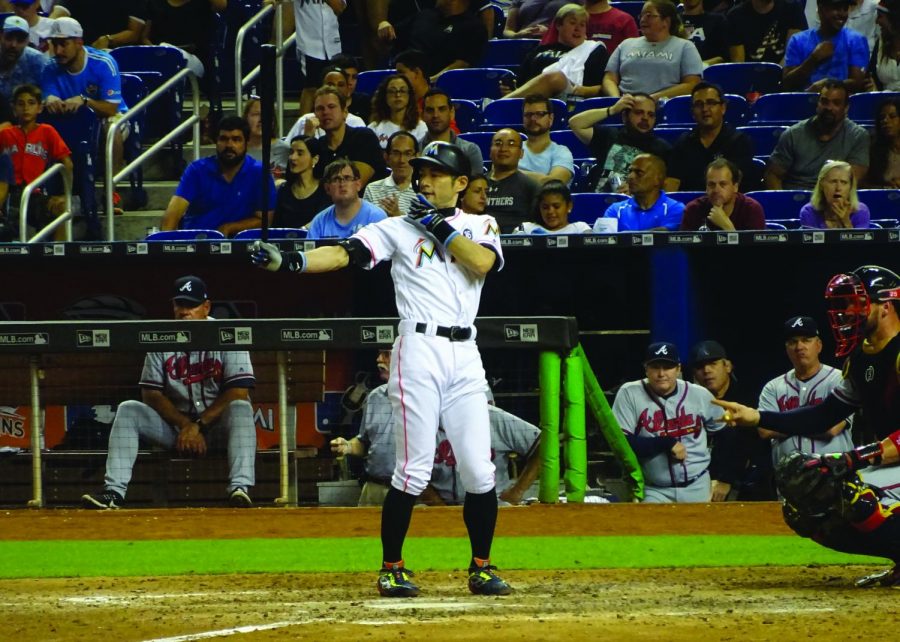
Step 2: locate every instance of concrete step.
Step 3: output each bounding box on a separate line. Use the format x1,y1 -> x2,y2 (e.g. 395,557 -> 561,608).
112,210 -> 164,242
119,182 -> 178,211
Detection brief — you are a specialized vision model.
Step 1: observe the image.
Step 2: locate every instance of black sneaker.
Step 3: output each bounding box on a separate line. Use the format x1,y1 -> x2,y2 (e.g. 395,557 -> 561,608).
856,566 -> 900,588
229,487 -> 252,507
468,564 -> 512,595
377,564 -> 420,597
81,490 -> 124,510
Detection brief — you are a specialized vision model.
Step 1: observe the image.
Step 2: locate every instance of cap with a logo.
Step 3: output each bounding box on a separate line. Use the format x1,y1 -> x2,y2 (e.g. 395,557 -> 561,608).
49,17 -> 83,39
644,341 -> 680,365
172,275 -> 208,306
690,340 -> 728,367
2,16 -> 30,35
784,316 -> 819,340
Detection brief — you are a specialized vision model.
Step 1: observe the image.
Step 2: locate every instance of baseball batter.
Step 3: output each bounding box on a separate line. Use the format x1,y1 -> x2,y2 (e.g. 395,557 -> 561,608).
759,316 -> 853,466
251,141 -> 512,597
82,276 -> 257,509
613,342 -> 727,503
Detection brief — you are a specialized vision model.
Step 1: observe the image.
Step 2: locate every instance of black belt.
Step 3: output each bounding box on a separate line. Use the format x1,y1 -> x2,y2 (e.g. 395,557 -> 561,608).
671,470 -> 708,488
415,323 -> 472,342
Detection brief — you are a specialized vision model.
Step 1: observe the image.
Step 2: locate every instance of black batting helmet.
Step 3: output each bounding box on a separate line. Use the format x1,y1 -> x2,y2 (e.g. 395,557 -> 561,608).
824,265 -> 900,357
409,141 -> 471,178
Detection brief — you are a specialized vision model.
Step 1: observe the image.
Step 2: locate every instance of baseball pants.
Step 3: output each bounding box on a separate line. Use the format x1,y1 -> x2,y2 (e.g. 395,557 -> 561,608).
643,471 -> 711,503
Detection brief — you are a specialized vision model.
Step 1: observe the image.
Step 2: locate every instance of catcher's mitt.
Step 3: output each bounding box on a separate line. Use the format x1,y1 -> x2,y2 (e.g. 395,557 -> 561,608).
775,452 -> 855,516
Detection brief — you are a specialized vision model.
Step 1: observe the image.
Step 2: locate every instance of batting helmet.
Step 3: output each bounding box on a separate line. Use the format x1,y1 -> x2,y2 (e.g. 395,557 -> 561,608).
824,265 -> 900,357
409,141 -> 471,178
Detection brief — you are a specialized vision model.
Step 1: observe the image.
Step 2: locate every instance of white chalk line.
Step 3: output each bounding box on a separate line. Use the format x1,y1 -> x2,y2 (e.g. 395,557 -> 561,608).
141,618 -> 334,642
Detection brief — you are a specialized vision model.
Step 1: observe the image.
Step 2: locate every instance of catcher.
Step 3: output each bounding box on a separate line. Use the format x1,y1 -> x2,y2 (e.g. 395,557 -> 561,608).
716,265 -> 900,587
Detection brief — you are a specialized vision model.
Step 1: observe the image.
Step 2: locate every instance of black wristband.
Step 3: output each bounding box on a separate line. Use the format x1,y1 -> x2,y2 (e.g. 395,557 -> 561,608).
282,251 -> 307,272
428,217 -> 459,246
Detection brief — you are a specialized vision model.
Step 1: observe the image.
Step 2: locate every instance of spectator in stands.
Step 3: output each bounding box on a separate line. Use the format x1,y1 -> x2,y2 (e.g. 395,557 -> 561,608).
867,0 -> 900,90
0,15 -> 49,103
568,93 -> 672,193
243,97 -> 291,181
865,97 -> 900,187
806,0 -> 879,52
330,54 -> 370,123
364,131 -> 418,217
514,179 -> 591,234
669,82 -> 756,192
799,159 -> 871,227
518,94 -> 574,185
329,349 -> 397,507
376,1 -> 496,50
419,88 -> 483,173
81,275 -> 257,510
783,0 -> 869,92
306,158 -> 388,238
394,0 -> 488,80
273,135 -> 330,229
680,158 -> 766,230
49,0 -> 145,50
765,80 -> 869,189
142,0 -> 225,84
285,67 -> 367,141
540,0 -> 638,55
10,0 -> 54,51
460,173 -> 489,213
682,0 -> 730,65
504,0 -> 569,38
368,74 -> 428,149
506,4 -> 609,102
394,49 -> 433,115
486,127 -> 540,232
599,153 -> 684,231
0,83 -> 72,240
161,115 -> 277,236
725,0 -> 804,64
313,85 -> 388,187
602,0 -> 704,100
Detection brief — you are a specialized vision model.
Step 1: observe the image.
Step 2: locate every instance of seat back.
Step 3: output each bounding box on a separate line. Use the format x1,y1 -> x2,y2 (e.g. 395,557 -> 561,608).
549,130 -> 592,158
702,62 -> 783,96
571,192 -> 626,224
858,189 -> 900,218
749,92 -> 818,125
570,96 -> 619,116
435,68 -> 515,101
848,91 -> 900,125
667,191 -> 704,205
356,70 -> 394,96
662,94 -> 748,126
146,229 -> 227,241
452,99 -> 484,133
480,38 -> 541,71
746,190 -> 810,219
458,131 -> 499,160
652,127 -> 690,146
39,107 -> 101,225
120,73 -> 149,195
233,228 -> 309,240
610,1 -> 644,20
483,98 -> 567,129
765,221 -> 788,230
736,125 -> 788,158
110,46 -> 187,138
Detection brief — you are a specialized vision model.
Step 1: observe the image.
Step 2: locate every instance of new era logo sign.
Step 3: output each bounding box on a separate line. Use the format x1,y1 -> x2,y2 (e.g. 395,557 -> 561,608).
76,329 -> 110,348
361,325 -> 395,343
504,324 -> 538,343
220,327 -> 252,345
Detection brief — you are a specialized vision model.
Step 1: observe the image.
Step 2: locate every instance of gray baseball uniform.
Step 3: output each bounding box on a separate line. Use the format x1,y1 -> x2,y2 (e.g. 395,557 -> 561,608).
103,350 -> 257,498
613,379 -> 726,503
356,383 -> 396,506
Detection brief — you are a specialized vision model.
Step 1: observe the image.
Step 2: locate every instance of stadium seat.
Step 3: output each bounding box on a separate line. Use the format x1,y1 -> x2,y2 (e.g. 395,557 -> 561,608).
120,73 -> 148,205
482,98 -> 567,129
746,190 -> 810,219
146,230 -> 227,240
765,221 -> 789,230
233,228 -> 309,240
737,125 -> 788,157
767,219 -> 801,229
871,218 -> 899,229
849,91 -> 900,125
549,130 -> 593,158
355,70 -> 394,96
611,1 -> 644,20
661,94 -> 749,126
653,127 -> 690,145
749,92 -> 818,125
110,46 -> 187,138
458,131 -> 498,160
747,157 -> 767,190
667,191 -> 704,205
571,192 -> 626,224
452,99 -> 484,133
702,62 -> 782,97
570,96 -> 619,115
435,68 -> 516,101
858,189 -> 900,217
480,38 -> 540,71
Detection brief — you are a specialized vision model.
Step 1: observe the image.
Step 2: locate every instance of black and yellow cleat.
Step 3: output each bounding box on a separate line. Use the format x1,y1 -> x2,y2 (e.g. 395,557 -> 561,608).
467,564 -> 513,596
377,564 -> 420,597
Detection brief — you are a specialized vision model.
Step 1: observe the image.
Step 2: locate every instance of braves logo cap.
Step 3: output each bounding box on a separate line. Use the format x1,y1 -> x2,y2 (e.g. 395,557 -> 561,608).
689,340 -> 728,367
784,316 -> 819,340
644,341 -> 680,365
172,275 -> 208,306
49,16 -> 83,39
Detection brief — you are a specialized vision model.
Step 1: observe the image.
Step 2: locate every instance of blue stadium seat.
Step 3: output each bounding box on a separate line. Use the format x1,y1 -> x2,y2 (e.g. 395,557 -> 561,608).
702,62 -> 782,96
435,68 -> 515,101
146,230 -> 227,240
355,70 -> 394,96
452,99 -> 484,133
767,219 -> 801,229
765,221 -> 789,230
737,125 -> 788,157
746,157 -> 767,190
858,189 -> 900,217
457,131 -> 498,160
611,1 -> 644,20
571,96 -> 619,115
480,38 -> 540,71
661,94 -> 749,127
871,219 -> 899,229
110,46 -> 187,138
653,127 -> 690,145
746,190 -> 810,219
749,92 -> 818,125
120,73 -> 148,205
849,92 -> 900,125
667,191 -> 704,205
233,228 -> 308,240
482,98 -> 568,128
549,130 -> 592,158
571,193 -> 626,224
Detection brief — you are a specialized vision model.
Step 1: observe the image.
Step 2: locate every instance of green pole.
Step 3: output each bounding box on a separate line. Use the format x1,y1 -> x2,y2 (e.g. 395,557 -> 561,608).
563,348 -> 586,502
574,344 -> 644,501
538,350 -> 561,503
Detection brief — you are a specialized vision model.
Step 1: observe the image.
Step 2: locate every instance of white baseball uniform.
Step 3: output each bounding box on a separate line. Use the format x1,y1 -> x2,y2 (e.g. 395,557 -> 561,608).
613,379 -> 726,503
759,364 -> 854,466
353,210 -> 504,496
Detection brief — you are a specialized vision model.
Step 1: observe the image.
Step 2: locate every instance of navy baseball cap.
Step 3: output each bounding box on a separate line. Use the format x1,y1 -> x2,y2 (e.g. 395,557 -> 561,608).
784,316 -> 819,340
172,276 -> 208,306
690,340 -> 728,367
644,342 -> 680,365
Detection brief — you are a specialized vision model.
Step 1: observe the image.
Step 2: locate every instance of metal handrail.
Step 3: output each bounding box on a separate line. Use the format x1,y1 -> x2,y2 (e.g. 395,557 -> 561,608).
104,68 -> 201,241
234,0 -> 291,136
19,162 -> 72,243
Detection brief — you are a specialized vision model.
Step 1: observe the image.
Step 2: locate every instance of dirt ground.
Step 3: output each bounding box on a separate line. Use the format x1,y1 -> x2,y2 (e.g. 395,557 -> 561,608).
1,504 -> 898,641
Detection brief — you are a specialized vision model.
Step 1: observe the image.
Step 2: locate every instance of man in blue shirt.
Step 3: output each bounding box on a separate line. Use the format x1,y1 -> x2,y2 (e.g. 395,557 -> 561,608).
306,158 -> 387,238
783,0 -> 868,92
600,153 -> 684,231
161,115 -> 277,236
0,16 -> 50,103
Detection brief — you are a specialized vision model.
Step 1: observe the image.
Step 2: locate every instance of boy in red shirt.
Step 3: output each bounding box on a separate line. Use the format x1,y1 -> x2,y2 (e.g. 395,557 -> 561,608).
0,83 -> 72,240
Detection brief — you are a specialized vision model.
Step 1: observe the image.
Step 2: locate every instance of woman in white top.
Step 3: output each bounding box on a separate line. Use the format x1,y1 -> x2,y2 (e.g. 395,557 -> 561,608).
367,74 -> 427,149
868,0 -> 900,90
515,180 -> 591,234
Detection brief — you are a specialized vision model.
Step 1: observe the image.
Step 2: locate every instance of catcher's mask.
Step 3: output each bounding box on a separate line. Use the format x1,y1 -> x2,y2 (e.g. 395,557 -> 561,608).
825,265 -> 900,357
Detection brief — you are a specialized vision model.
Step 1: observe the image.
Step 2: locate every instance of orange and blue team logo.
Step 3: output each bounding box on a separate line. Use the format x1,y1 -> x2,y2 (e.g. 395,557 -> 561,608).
414,237 -> 443,268
484,220 -> 499,236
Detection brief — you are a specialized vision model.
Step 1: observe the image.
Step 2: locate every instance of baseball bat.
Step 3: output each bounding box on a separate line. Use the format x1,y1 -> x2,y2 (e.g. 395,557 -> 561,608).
258,44 -> 277,243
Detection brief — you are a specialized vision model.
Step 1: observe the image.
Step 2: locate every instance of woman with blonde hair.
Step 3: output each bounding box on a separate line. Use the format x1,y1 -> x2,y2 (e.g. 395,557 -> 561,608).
799,160 -> 871,229
367,74 -> 427,149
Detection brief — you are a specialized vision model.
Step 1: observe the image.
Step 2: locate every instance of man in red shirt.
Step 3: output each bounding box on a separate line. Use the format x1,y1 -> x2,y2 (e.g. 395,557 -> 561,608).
541,0 -> 638,54
680,158 -> 766,231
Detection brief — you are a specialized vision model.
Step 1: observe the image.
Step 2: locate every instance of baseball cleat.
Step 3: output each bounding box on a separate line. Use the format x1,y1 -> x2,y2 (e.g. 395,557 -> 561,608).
467,565 -> 513,595
377,565 -> 420,597
229,488 -> 253,508
855,567 -> 900,588
81,490 -> 124,510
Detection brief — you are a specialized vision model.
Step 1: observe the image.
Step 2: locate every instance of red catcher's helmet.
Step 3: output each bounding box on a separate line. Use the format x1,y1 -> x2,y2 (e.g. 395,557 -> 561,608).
824,265 -> 900,357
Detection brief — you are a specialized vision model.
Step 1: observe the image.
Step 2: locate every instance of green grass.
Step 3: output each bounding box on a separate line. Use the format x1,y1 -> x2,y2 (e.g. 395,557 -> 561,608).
0,535 -> 887,579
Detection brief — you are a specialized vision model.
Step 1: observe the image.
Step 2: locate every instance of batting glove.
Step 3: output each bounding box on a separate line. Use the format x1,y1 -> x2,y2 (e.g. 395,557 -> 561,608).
405,194 -> 459,247
249,240 -> 283,272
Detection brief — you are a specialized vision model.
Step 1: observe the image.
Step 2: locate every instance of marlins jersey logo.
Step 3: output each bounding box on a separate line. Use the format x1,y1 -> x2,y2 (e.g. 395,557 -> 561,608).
414,237 -> 444,268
